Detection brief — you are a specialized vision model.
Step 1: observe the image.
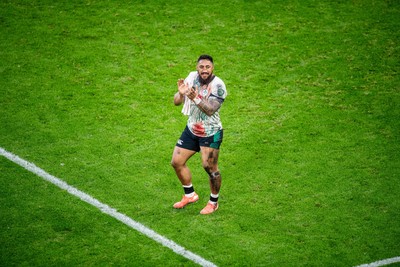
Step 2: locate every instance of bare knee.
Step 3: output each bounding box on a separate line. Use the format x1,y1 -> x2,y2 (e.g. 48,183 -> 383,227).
171,159 -> 180,169
202,161 -> 212,175
172,156 -> 188,171
202,162 -> 219,177
209,171 -> 221,180
201,148 -> 219,176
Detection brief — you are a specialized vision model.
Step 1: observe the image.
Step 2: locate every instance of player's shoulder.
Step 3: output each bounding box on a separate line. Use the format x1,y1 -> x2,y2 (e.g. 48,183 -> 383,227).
184,71 -> 199,87
213,76 -> 225,86
212,76 -> 227,97
212,76 -> 226,90
187,71 -> 198,79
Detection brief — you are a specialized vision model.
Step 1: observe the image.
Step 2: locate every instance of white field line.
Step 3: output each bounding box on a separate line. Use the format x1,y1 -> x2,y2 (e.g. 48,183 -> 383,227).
355,257 -> 400,267
0,147 -> 217,267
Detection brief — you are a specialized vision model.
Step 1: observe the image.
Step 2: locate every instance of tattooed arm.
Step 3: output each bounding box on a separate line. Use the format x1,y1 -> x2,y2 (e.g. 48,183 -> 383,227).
195,97 -> 222,116
186,87 -> 222,116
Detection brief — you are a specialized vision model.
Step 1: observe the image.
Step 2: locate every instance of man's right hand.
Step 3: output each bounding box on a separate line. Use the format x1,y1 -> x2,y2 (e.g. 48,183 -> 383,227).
177,79 -> 189,95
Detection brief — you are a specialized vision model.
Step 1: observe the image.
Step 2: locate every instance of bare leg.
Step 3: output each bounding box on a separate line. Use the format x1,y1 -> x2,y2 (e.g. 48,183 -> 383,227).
171,146 -> 196,186
171,146 -> 199,209
200,147 -> 221,195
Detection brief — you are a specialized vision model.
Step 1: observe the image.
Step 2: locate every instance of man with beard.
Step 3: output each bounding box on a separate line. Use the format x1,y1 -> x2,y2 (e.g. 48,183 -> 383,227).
171,54 -> 227,215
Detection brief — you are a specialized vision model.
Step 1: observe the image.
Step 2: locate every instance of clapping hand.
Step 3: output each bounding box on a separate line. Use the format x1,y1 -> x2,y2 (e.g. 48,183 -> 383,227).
177,79 -> 189,95
186,86 -> 198,100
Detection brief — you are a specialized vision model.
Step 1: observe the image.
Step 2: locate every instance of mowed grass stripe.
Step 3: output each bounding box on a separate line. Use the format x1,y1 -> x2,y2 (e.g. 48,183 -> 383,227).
0,147 -> 216,267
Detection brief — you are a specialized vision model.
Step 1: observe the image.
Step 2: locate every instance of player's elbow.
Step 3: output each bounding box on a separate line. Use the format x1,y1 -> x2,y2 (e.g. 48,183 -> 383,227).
205,107 -> 220,116
174,99 -> 183,106
173,94 -> 184,106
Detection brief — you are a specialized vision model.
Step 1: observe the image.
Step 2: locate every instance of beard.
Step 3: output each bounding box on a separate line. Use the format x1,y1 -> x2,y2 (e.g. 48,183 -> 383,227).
198,72 -> 215,85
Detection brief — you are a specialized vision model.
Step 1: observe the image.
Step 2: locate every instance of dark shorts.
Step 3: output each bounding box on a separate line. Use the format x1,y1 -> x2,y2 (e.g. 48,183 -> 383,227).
176,126 -> 223,152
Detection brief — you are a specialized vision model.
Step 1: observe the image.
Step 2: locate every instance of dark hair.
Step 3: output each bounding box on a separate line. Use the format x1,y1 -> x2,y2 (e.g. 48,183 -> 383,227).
197,54 -> 213,64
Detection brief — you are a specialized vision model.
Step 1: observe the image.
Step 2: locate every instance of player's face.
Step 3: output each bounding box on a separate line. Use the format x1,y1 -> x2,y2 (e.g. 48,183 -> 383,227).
197,59 -> 214,81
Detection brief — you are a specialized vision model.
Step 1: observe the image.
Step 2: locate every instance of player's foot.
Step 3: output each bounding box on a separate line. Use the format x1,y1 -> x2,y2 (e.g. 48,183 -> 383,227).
173,193 -> 199,209
200,202 -> 219,215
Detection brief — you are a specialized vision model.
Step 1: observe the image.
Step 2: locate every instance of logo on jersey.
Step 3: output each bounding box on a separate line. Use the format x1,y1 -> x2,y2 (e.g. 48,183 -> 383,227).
217,84 -> 224,97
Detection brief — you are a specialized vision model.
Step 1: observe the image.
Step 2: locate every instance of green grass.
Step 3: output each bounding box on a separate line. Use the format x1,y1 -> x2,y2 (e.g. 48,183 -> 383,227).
1,0 -> 399,266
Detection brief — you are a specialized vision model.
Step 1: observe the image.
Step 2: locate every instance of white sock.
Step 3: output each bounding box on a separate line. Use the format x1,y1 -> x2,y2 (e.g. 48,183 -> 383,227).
209,193 -> 219,204
183,184 -> 195,197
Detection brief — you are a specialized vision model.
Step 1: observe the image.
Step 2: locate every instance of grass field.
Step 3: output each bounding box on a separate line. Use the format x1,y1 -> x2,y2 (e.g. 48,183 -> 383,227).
1,0 -> 399,266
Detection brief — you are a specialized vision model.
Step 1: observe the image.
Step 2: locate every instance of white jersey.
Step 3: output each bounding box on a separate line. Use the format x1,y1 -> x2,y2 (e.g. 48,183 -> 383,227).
184,71 -> 227,137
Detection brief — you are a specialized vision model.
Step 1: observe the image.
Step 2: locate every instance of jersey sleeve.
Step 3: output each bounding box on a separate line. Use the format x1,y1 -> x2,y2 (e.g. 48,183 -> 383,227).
210,78 -> 227,103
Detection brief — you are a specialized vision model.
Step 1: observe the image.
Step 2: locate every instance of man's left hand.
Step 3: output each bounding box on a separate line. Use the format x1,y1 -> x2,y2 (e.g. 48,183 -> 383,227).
186,86 -> 198,100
